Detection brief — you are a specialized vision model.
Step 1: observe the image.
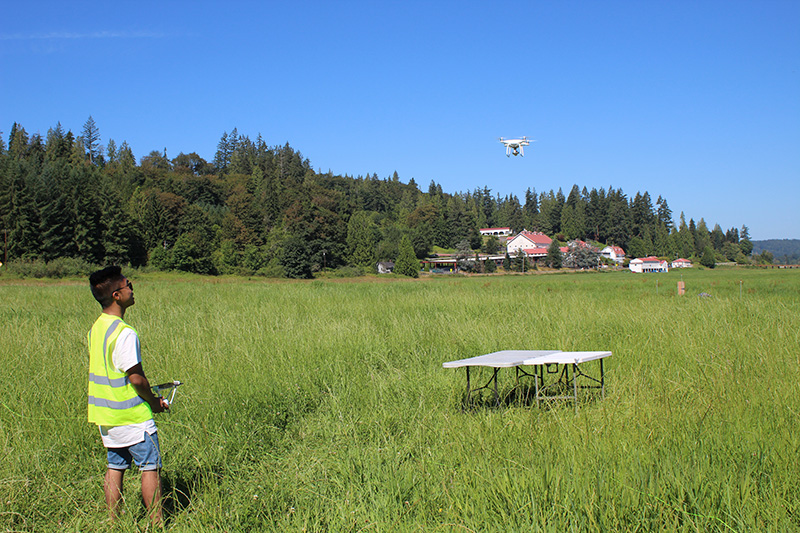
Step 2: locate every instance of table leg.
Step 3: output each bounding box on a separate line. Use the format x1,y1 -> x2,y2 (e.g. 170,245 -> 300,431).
493,368 -> 499,406
573,363 -> 579,414
600,358 -> 605,399
465,366 -> 471,409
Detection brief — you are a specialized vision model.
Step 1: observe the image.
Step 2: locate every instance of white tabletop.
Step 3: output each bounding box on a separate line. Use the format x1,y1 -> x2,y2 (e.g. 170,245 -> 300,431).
442,350 -> 561,368
521,351 -> 612,365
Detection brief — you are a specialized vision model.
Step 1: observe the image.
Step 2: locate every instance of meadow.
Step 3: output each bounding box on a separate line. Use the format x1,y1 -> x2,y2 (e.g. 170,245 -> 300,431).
1,267 -> 799,531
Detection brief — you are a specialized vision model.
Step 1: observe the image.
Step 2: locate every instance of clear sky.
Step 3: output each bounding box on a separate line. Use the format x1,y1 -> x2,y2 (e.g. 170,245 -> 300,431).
2,1 -> 798,240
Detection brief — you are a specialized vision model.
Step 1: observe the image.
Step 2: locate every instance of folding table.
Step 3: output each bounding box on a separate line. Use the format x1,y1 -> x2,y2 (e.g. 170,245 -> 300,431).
442,350 -> 561,407
521,351 -> 611,413
443,350 -> 611,410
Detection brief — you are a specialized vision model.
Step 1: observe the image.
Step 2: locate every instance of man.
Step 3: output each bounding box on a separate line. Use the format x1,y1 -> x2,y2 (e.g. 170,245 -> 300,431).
87,266 -> 168,523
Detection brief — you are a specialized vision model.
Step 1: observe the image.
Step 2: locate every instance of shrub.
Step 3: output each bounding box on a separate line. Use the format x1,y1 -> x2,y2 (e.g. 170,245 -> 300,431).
0,257 -> 96,279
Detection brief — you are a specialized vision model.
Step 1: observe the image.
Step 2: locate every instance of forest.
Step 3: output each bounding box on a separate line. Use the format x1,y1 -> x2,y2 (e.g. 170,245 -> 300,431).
0,118 -> 757,278
751,239 -> 800,265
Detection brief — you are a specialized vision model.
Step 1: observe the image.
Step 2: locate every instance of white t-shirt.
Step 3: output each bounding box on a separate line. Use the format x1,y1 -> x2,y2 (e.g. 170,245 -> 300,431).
98,327 -> 157,448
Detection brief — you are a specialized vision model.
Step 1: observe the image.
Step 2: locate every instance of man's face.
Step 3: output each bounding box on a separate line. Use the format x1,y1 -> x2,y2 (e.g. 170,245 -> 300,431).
112,277 -> 135,309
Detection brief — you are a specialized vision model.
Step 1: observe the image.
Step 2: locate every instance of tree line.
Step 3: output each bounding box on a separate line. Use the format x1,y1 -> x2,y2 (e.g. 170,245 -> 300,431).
0,118 -> 756,278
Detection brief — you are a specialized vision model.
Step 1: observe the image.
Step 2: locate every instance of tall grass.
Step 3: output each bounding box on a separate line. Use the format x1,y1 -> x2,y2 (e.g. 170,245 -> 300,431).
1,268 -> 799,531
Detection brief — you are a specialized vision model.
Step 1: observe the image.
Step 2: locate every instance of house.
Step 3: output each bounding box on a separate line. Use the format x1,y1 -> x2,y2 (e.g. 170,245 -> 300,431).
629,257 -> 669,273
480,227 -> 512,237
377,261 -> 394,274
671,258 -> 693,268
506,231 -> 552,255
600,245 -> 626,264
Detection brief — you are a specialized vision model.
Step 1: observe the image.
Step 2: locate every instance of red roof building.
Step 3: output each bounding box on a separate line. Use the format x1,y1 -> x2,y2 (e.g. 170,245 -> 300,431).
507,231 -> 552,255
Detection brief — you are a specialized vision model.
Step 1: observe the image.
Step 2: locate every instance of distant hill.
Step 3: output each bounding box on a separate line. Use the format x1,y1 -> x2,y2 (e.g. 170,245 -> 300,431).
752,239 -> 800,264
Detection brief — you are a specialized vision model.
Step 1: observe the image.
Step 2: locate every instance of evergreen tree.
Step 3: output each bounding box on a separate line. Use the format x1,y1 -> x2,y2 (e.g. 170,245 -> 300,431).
605,188 -> 629,249
280,236 -> 313,279
695,219 -> 711,256
586,187 -> 605,241
8,123 -> 29,160
81,116 -> 101,164
214,131 -> 231,174
537,190 -> 556,234
560,200 -> 587,241
739,225 -> 753,256
394,235 -> 419,278
70,166 -> 104,263
106,139 -> 117,164
523,187 -> 539,230
700,245 -> 716,268
346,211 -> 377,268
545,240 -> 562,268
482,235 -> 501,254
656,196 -> 674,231
676,213 -> 694,258
550,188 -> 565,235
710,224 -> 725,251
631,191 -> 655,237
627,236 -> 647,259
38,163 -> 75,260
6,160 -> 41,259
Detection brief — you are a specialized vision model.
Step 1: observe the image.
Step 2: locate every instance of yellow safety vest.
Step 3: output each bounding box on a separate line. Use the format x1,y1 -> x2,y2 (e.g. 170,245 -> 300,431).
87,313 -> 152,426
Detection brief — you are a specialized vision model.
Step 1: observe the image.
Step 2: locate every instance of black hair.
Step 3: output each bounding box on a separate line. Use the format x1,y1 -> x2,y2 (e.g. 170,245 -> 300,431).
89,266 -> 123,308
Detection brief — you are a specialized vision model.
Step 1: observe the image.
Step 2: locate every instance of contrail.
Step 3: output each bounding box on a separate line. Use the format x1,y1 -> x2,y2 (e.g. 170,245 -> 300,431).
0,30 -> 168,41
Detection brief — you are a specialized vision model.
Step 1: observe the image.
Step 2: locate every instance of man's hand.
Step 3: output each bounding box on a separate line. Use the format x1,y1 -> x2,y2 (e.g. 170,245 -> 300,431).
126,363 -> 167,413
156,397 -> 170,413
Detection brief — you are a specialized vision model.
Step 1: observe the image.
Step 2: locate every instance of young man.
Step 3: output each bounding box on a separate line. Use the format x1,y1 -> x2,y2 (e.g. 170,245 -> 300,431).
87,266 -> 168,523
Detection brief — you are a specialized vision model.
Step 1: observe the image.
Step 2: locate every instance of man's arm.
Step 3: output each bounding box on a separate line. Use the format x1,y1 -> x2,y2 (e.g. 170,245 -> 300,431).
126,363 -> 168,413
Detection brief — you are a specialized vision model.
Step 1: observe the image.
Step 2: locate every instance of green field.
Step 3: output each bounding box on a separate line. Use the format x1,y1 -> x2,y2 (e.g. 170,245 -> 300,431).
2,268 -> 799,531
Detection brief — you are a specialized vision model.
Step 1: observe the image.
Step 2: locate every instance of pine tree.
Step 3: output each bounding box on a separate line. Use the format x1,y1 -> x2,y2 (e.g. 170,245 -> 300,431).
280,236 -> 313,279
523,187 -> 539,230
81,116 -> 101,164
656,196 -> 674,231
106,139 -> 117,164
346,211 -> 377,268
38,165 -> 75,261
6,160 -> 41,259
701,245 -> 716,268
546,240 -> 562,269
394,235 -> 419,278
739,225 -> 753,256
214,131 -> 231,174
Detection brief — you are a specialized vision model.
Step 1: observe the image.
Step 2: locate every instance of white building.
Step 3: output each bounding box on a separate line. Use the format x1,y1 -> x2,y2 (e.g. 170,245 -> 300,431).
629,257 -> 669,273
480,227 -> 512,237
600,245 -> 626,264
671,258 -> 693,268
506,231 -> 552,256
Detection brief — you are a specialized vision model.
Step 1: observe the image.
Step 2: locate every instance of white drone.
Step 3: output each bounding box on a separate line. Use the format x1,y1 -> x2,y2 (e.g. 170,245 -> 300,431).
499,136 -> 533,157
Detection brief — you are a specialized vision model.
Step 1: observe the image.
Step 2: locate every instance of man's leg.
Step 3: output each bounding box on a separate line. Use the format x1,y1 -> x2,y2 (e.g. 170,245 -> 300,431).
141,469 -> 163,524
104,468 -> 125,519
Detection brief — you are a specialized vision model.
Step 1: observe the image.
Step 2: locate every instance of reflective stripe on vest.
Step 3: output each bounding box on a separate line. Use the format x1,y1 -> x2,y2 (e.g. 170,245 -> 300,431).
87,314 -> 152,426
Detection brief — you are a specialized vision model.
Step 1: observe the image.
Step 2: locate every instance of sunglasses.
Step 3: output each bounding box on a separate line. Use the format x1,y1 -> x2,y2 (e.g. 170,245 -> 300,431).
114,280 -> 133,293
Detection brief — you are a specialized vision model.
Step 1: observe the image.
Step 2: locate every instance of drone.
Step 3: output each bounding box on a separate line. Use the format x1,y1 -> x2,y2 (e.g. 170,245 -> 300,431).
499,136 -> 533,157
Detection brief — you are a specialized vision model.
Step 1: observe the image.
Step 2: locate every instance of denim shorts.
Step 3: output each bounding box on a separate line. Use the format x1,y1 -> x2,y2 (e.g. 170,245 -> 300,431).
107,432 -> 161,471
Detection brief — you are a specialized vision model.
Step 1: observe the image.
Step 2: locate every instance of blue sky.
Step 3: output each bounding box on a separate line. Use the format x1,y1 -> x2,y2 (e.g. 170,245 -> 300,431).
2,1 -> 798,240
